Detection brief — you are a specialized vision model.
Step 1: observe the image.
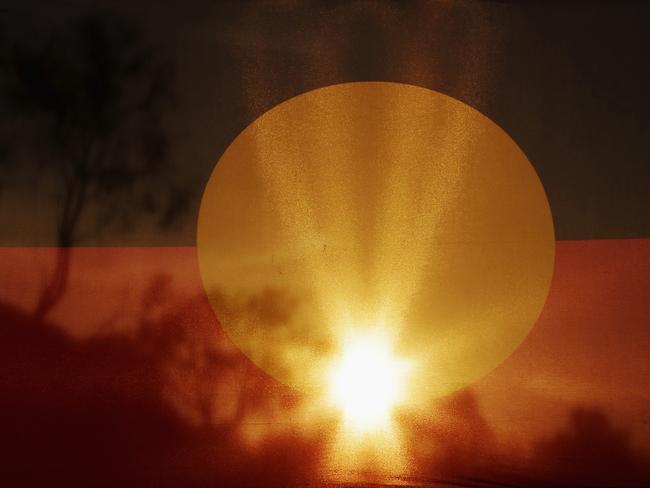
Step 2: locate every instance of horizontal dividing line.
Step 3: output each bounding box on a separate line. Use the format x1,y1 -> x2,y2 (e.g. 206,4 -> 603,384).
1,237 -> 649,249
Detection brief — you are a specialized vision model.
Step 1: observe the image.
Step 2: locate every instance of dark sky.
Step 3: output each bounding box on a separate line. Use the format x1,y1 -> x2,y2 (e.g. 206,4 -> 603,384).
1,0 -> 649,245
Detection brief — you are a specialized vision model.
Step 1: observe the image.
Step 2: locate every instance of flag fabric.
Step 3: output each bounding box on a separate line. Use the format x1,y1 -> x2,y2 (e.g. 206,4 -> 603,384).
0,2 -> 648,487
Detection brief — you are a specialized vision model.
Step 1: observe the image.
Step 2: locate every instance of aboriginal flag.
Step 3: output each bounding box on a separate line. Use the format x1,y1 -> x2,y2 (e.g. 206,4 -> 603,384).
0,2 -> 648,487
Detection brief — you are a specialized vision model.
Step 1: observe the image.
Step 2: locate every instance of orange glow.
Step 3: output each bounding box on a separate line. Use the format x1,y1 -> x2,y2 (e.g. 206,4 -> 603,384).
327,330 -> 411,433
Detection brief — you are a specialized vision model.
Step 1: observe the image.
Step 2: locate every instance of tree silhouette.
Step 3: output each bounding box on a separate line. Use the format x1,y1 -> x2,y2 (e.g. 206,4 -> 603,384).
3,14 -> 182,319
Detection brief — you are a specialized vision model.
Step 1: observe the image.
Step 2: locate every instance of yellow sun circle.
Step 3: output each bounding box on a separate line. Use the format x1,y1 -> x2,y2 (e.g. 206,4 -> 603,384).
197,82 -> 554,402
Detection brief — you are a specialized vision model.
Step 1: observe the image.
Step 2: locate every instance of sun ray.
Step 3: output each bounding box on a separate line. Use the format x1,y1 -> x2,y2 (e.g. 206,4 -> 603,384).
327,329 -> 411,433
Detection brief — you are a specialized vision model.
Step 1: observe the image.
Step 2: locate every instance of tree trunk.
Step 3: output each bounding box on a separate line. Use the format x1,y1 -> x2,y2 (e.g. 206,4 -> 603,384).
34,243 -> 72,321
33,162 -> 87,321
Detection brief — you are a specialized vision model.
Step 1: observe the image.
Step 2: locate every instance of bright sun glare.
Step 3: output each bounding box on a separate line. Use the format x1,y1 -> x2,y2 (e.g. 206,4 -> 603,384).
327,330 -> 411,433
